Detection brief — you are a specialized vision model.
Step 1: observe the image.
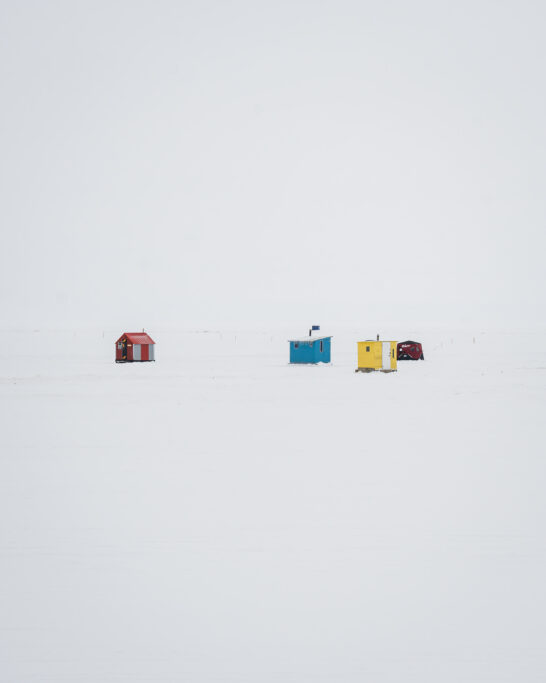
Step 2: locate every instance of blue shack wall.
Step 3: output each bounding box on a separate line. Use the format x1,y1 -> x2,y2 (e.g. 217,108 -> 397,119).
318,337 -> 331,363
290,338 -> 331,364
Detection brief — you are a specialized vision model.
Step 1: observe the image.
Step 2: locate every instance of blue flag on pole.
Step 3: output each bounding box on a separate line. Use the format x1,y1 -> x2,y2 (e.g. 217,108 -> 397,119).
312,325 -> 320,331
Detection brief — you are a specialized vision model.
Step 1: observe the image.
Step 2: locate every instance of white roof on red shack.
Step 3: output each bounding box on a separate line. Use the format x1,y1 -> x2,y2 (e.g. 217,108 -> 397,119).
116,332 -> 155,345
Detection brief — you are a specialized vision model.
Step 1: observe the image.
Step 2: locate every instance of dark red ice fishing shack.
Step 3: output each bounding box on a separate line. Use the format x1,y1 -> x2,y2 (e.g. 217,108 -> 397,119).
115,332 -> 156,362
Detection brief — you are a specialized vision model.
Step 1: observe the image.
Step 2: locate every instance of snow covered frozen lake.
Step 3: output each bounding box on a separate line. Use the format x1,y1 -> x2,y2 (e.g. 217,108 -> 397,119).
1,325 -> 545,682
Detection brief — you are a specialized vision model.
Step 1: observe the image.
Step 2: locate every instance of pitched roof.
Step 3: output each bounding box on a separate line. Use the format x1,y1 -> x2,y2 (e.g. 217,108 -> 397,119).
117,332 -> 155,345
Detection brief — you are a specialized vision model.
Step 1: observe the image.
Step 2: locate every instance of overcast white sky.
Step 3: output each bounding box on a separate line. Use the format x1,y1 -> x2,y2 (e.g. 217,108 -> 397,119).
1,0 -> 544,328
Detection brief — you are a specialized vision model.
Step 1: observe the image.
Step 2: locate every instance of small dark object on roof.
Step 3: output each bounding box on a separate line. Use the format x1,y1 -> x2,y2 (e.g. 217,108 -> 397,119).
397,341 -> 424,361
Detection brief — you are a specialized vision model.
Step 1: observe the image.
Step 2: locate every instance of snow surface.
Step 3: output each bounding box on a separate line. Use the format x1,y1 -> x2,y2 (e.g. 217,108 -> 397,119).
1,326 -> 545,682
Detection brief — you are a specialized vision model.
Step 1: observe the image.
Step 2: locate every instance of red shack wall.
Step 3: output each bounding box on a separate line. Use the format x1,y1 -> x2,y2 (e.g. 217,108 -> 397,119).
116,335 -> 155,361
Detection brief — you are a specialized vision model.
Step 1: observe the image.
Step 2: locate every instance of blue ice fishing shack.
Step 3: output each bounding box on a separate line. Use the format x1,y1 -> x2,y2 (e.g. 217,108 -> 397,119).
289,326 -> 332,364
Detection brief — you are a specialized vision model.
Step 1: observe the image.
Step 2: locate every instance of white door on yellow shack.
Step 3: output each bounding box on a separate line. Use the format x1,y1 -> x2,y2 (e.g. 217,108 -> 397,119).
382,342 -> 390,369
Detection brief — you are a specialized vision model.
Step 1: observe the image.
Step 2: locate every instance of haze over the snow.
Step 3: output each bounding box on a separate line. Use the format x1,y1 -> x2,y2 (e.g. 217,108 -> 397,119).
1,0 -> 545,329
2,5 -> 546,682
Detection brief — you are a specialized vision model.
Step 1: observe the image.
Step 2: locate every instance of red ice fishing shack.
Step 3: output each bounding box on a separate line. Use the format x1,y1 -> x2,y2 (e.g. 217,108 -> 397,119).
115,332 -> 156,363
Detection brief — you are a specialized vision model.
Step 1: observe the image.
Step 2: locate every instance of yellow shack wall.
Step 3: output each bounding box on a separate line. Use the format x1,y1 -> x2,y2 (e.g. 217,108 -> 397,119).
357,341 -> 398,370
357,341 -> 383,369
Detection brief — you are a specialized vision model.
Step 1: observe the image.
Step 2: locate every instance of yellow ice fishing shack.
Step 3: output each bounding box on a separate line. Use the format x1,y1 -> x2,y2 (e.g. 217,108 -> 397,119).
356,339 -> 397,373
